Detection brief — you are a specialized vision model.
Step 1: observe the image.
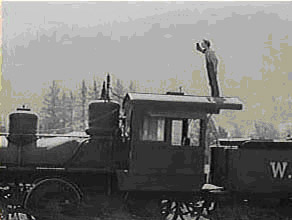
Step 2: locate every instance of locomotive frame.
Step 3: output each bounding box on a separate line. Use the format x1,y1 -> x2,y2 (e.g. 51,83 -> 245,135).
0,87 -> 244,219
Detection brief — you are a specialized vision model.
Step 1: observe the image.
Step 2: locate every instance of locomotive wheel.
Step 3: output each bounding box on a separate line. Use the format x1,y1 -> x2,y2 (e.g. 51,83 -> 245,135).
23,178 -> 82,218
160,199 -> 188,220
160,196 -> 216,220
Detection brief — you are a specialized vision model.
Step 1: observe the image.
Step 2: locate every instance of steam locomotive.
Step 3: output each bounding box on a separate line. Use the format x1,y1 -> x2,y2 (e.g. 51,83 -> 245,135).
0,77 -> 291,219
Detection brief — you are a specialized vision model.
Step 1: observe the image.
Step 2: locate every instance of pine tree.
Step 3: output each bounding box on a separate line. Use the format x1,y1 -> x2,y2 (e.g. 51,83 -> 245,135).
253,120 -> 279,139
60,92 -> 67,133
129,80 -> 136,92
81,80 -> 87,130
93,80 -> 98,100
218,126 -> 228,138
69,91 -> 75,131
41,80 -> 61,133
231,123 -> 243,138
88,80 -> 99,101
113,78 -> 125,103
58,91 -> 75,133
0,114 -> 7,133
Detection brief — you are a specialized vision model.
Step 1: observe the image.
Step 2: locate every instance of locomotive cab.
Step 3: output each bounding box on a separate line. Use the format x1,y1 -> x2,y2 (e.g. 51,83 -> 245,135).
117,92 -> 242,192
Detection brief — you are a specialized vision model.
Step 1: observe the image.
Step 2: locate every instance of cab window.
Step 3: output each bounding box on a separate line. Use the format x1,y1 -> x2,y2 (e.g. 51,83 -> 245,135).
171,120 -> 183,145
170,119 -> 200,146
140,116 -> 165,141
188,119 -> 200,146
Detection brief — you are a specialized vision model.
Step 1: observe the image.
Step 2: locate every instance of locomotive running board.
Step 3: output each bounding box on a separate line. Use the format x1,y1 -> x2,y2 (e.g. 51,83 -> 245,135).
0,166 -> 112,173
201,183 -> 224,193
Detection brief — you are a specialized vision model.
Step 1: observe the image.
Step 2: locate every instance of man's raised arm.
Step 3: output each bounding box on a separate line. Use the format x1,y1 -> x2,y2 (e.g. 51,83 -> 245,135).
196,42 -> 205,53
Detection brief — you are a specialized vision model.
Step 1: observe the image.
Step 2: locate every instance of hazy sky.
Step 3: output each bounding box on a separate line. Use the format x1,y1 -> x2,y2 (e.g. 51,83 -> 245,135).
1,1 -> 292,136
2,1 -> 292,94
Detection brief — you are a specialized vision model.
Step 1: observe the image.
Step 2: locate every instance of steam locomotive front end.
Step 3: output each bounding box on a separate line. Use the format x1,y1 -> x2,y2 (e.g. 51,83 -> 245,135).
0,107 -> 38,166
0,100 -> 122,170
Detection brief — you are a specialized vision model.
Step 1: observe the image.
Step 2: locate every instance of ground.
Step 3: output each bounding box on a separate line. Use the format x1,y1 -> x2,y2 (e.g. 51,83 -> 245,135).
3,196 -> 292,220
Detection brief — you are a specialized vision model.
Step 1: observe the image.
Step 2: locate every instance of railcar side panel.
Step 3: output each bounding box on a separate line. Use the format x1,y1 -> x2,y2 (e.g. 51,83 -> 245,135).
211,141 -> 292,196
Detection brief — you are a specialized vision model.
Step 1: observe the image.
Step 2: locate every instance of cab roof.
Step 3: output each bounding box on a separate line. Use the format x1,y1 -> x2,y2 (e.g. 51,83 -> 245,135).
123,92 -> 243,114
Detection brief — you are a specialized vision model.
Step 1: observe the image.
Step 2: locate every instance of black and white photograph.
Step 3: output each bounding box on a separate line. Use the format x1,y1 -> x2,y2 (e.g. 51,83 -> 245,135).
0,1 -> 292,219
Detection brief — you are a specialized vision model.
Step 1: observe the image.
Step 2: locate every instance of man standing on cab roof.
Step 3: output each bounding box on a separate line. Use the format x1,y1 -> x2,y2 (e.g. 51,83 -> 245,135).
196,39 -> 220,97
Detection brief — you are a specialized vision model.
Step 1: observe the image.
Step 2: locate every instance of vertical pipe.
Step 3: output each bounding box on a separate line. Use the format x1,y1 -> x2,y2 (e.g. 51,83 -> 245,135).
200,118 -> 208,182
182,119 -> 188,145
199,118 -> 207,149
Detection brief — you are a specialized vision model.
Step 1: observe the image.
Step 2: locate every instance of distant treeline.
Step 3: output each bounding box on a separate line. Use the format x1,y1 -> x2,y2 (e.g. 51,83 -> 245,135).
0,75 -> 289,140
38,76 -> 136,134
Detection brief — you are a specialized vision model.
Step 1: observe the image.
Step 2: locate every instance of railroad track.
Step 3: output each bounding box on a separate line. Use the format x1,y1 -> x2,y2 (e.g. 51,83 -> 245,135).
3,202 -> 292,220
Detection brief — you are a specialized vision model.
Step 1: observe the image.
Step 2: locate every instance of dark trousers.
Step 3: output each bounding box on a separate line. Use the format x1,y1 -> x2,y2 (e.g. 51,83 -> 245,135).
206,63 -> 220,97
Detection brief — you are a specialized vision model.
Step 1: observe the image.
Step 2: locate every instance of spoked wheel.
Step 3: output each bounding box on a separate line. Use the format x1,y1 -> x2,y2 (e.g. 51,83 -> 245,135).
161,199 -> 190,220
0,183 -> 37,220
160,196 -> 216,220
23,178 -> 82,218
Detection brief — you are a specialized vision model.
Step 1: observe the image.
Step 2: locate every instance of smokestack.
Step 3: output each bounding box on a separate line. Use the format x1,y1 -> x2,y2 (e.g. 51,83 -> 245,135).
8,107 -> 38,146
106,74 -> 110,100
